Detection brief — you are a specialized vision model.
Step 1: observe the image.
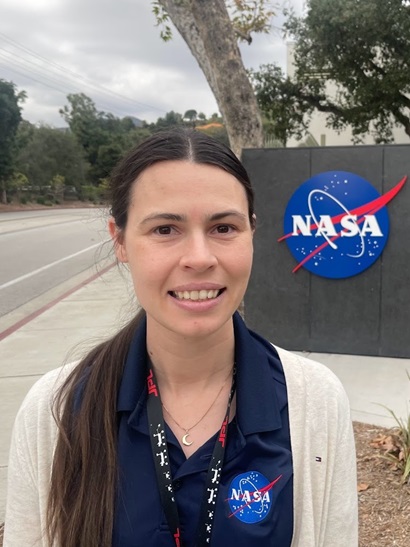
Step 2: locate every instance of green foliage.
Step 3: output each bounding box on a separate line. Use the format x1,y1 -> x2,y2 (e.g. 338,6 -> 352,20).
152,1 -> 276,44
80,184 -> 99,202
227,0 -> 276,43
8,171 -> 29,192
278,0 -> 410,142
0,79 -> 25,202
50,174 -> 65,201
377,372 -> 410,485
60,93 -> 151,183
152,0 -> 173,41
183,109 -> 198,123
378,409 -> 410,485
15,124 -> 87,189
149,110 -> 183,132
250,64 -> 309,146
60,93 -> 107,169
98,178 -> 110,204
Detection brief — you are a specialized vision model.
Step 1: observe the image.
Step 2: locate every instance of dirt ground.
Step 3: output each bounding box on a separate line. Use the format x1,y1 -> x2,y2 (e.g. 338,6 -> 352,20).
0,422 -> 408,546
355,421 -> 410,546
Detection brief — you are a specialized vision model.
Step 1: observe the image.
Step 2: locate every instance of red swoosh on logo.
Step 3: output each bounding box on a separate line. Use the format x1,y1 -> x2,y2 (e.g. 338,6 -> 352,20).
227,474 -> 282,518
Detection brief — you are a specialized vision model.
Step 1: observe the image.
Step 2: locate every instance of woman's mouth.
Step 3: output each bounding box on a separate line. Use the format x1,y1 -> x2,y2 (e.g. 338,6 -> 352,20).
169,289 -> 225,301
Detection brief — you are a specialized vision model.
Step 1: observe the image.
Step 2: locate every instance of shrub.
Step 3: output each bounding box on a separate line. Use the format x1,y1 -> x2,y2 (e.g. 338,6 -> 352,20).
80,184 -> 99,202
377,372 -> 410,485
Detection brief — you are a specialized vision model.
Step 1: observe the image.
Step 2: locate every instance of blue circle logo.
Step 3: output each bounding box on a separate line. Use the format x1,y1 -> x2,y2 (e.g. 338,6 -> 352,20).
227,471 -> 277,524
281,171 -> 394,279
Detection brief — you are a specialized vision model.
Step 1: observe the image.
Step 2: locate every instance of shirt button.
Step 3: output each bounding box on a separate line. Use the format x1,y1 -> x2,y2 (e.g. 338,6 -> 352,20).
173,479 -> 182,491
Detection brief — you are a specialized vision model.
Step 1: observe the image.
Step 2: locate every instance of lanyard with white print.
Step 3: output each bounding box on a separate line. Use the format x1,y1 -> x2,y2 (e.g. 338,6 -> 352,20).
146,364 -> 236,547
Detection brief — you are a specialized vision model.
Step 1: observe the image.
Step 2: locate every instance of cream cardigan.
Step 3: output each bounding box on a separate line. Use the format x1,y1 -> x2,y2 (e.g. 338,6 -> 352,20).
4,347 -> 358,546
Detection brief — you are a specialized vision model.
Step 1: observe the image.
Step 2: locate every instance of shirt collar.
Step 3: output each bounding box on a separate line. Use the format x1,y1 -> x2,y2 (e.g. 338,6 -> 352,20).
116,313 -> 283,435
233,312 -> 282,435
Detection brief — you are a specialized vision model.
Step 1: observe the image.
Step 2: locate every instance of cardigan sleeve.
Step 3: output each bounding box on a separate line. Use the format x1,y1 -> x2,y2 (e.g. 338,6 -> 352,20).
277,347 -> 358,547
3,366 -> 71,547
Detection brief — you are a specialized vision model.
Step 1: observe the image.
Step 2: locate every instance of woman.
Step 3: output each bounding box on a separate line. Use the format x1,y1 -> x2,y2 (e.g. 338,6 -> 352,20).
4,129 -> 358,546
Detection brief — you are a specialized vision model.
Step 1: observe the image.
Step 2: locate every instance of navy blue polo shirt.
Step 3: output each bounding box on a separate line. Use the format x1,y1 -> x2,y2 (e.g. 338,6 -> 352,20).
113,313 -> 293,546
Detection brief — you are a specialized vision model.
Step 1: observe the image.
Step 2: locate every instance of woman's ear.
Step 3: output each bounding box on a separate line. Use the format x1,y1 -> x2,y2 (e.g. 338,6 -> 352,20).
251,214 -> 257,234
108,217 -> 128,263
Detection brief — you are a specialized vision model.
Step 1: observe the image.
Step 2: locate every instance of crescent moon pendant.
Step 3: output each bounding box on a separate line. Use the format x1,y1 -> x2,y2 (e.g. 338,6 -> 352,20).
182,433 -> 193,446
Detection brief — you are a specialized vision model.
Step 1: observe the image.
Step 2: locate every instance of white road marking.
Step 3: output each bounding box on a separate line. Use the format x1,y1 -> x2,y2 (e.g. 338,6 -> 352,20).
0,241 -> 109,290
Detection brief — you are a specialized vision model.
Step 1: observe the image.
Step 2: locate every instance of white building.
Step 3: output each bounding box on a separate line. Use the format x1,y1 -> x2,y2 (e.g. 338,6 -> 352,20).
285,43 -> 409,147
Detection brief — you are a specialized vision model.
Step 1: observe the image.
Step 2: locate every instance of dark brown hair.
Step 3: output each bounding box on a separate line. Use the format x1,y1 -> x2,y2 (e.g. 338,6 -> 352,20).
46,128 -> 255,546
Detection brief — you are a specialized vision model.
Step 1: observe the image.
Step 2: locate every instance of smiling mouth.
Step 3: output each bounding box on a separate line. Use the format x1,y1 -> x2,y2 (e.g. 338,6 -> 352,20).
169,289 -> 225,301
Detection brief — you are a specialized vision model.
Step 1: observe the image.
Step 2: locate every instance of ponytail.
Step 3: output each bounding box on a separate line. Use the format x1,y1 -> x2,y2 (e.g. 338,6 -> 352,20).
46,310 -> 145,547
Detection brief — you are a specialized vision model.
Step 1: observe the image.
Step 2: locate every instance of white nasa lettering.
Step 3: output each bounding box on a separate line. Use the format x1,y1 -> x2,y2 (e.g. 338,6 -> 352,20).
230,489 -> 271,503
315,215 -> 337,237
231,489 -> 240,501
361,215 -> 383,236
340,215 -> 359,237
291,214 -> 383,237
292,215 -> 312,236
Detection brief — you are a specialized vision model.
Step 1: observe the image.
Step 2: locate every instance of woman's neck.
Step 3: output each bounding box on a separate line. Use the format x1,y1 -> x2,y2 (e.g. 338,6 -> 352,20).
146,318 -> 235,395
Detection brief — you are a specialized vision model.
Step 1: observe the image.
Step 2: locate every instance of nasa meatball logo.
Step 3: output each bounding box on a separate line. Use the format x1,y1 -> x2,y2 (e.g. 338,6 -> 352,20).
227,471 -> 281,524
280,171 -> 406,279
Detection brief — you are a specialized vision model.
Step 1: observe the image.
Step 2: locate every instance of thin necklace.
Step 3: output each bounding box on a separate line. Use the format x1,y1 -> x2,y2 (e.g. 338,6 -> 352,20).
161,367 -> 234,447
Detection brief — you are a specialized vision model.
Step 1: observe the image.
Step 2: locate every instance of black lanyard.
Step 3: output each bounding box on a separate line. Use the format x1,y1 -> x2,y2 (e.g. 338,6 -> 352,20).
146,365 -> 236,547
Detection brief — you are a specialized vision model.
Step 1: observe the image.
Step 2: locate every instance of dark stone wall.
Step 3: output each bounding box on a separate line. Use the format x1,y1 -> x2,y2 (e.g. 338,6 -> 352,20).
242,145 -> 410,357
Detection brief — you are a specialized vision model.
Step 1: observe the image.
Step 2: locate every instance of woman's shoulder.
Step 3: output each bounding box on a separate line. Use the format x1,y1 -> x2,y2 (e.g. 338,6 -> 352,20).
16,361 -> 79,422
274,345 -> 340,380
273,345 -> 348,403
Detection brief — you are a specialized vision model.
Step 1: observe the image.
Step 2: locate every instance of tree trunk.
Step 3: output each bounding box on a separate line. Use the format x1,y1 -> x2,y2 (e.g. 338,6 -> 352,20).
158,0 -> 264,157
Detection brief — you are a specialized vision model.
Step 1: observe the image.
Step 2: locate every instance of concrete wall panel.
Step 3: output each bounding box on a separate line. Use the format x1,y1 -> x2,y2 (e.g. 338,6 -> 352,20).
242,144 -> 410,357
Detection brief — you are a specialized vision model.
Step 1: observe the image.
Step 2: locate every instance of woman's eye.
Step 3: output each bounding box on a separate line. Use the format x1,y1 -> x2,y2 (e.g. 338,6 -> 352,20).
155,226 -> 173,235
215,224 -> 233,234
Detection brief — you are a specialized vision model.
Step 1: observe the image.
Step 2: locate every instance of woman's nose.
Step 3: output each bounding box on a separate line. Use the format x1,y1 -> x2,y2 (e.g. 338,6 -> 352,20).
179,233 -> 218,271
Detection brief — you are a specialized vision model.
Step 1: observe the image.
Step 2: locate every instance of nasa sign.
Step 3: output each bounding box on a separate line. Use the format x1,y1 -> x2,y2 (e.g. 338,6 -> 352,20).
280,171 -> 406,279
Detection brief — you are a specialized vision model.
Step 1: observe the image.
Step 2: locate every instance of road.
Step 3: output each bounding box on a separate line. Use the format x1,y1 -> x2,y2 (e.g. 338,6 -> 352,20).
0,208 -> 112,319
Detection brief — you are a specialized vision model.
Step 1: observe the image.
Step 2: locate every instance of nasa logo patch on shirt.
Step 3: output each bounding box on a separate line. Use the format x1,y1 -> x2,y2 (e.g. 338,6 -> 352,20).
227,471 -> 282,524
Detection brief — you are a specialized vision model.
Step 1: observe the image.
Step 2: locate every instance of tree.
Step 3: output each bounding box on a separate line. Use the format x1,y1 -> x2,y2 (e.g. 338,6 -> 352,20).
150,110 -> 184,132
250,64 -> 308,146
183,109 -> 198,126
60,93 -> 151,183
60,93 -> 108,169
153,1 -> 272,155
15,125 -> 87,190
0,80 -> 25,203
254,0 -> 410,143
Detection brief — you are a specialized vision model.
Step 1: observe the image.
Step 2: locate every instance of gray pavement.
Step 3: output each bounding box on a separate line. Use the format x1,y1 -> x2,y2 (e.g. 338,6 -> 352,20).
1,266 -> 409,521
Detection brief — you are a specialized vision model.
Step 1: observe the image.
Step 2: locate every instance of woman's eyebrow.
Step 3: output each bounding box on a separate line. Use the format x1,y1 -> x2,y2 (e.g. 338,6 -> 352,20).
208,211 -> 247,222
140,213 -> 186,224
140,210 -> 247,224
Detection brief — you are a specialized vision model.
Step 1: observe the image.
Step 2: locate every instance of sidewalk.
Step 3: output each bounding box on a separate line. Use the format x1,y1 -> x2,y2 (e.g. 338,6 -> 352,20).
1,266 -> 409,521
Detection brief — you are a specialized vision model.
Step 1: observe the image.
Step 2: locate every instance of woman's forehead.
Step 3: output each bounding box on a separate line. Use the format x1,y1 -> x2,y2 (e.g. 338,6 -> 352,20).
130,160 -> 247,200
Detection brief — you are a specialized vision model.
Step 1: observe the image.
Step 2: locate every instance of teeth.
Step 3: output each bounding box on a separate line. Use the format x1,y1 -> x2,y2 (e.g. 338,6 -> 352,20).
173,289 -> 220,301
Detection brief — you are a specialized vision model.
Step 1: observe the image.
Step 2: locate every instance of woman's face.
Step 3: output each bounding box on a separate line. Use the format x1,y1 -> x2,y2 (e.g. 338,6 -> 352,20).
110,160 -> 254,340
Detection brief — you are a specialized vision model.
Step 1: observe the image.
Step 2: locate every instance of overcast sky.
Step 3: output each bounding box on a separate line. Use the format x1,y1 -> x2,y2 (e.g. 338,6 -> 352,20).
0,0 -> 305,127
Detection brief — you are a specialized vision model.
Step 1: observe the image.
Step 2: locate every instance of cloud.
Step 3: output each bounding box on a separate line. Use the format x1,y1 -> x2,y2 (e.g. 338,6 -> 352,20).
0,0 -> 303,126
